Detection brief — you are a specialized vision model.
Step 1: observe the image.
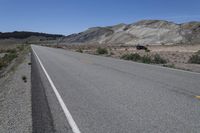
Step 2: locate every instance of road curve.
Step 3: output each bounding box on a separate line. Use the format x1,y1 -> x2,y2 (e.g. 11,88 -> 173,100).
32,45 -> 200,133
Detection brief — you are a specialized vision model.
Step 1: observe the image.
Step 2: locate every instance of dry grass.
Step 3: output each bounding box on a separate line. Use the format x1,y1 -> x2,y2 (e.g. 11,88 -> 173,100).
0,44 -> 30,71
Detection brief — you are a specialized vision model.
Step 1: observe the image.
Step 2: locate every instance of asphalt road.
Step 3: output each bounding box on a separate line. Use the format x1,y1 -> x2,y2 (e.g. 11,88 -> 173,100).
32,45 -> 200,133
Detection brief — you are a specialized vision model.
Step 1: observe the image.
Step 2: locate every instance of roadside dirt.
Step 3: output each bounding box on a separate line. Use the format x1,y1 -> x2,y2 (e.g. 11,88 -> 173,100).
0,54 -> 32,133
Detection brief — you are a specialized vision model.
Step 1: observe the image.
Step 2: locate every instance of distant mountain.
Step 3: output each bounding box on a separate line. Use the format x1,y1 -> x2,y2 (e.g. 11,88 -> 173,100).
63,20 -> 200,45
0,31 -> 63,39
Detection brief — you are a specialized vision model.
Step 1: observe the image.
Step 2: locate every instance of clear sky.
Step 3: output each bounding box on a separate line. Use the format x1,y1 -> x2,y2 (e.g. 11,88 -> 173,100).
0,0 -> 200,35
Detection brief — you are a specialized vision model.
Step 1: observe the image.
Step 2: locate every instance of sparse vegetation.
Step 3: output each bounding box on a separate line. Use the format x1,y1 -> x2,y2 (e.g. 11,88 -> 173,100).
121,53 -> 141,61
145,49 -> 150,52
188,50 -> 200,64
76,48 -> 83,53
163,64 -> 175,68
0,45 -> 30,70
110,52 -> 114,55
121,53 -> 167,64
96,47 -> 108,55
141,55 -> 152,64
0,49 -> 18,70
153,54 -> 167,64
3,53 -> 18,62
6,49 -> 17,53
0,61 -> 4,69
197,50 -> 200,55
17,45 -> 25,51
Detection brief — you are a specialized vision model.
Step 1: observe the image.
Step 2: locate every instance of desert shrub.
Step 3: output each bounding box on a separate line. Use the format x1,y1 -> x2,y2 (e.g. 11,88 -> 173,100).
96,47 -> 108,55
76,48 -> 83,53
163,64 -> 175,68
153,54 -> 167,64
145,49 -> 150,52
123,27 -> 129,31
121,53 -> 167,64
3,53 -> 17,63
188,50 -> 200,64
0,60 -> 4,69
0,53 -> 17,70
121,53 -> 141,61
110,52 -> 114,55
17,45 -> 25,51
188,54 -> 200,64
141,55 -> 152,64
196,50 -> 200,55
0,49 -> 5,53
6,49 -> 17,53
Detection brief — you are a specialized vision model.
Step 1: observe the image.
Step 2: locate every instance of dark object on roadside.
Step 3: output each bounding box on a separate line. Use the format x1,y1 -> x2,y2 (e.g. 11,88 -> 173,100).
22,75 -> 27,83
136,45 -> 148,50
28,62 -> 32,65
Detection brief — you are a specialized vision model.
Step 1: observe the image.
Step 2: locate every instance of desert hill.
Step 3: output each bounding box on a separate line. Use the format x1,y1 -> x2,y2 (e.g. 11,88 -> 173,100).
63,20 -> 200,45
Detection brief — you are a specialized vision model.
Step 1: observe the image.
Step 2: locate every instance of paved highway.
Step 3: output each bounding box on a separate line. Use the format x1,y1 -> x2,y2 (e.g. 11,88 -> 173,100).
32,45 -> 200,133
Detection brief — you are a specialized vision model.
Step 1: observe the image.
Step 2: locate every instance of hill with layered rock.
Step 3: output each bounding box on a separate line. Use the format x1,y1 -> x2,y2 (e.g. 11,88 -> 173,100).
63,20 -> 200,45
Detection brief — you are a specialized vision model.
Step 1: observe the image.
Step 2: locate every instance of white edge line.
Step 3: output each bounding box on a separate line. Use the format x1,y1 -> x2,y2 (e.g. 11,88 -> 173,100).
32,46 -> 81,133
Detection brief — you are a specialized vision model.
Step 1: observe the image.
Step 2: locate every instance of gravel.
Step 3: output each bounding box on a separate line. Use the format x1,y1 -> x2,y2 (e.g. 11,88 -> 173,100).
0,53 -> 32,133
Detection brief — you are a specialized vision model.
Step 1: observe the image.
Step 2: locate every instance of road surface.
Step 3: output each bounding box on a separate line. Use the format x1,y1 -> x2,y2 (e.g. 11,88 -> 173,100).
31,45 -> 200,133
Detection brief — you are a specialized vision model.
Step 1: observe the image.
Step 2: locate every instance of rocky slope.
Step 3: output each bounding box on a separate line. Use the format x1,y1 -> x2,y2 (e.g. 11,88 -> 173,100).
64,20 -> 200,45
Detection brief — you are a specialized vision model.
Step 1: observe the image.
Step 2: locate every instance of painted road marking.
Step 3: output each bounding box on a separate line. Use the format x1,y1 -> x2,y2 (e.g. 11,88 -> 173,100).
32,46 -> 81,133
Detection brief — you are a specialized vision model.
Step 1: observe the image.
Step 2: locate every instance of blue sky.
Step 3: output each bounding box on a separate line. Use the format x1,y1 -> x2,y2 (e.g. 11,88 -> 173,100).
0,0 -> 200,35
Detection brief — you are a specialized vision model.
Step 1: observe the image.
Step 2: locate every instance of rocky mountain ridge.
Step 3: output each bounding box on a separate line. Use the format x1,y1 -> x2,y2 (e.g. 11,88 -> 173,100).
64,20 -> 200,45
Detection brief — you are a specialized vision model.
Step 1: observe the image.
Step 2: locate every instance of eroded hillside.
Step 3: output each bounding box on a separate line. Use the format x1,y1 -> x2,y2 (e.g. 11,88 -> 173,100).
64,20 -> 200,45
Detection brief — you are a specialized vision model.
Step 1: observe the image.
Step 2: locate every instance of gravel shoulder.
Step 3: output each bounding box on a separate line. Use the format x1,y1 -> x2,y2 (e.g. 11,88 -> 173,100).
0,53 -> 32,133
